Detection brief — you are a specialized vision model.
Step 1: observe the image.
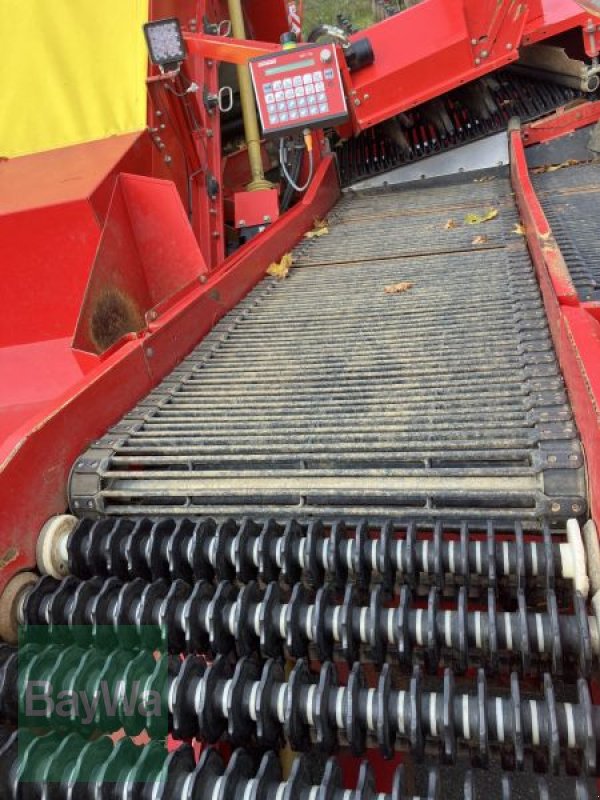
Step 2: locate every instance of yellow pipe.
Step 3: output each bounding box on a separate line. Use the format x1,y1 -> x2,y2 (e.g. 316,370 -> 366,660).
227,0 -> 273,191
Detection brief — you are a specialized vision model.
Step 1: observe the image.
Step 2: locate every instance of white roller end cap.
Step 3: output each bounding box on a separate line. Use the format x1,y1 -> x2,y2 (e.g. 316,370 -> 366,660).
36,514 -> 77,579
566,518 -> 589,597
583,519 -> 600,596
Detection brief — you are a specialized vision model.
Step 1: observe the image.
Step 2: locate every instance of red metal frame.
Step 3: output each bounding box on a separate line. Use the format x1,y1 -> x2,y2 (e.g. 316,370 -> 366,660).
0,155 -> 339,596
521,97 -> 600,145
510,116 -> 600,523
341,0 -> 590,133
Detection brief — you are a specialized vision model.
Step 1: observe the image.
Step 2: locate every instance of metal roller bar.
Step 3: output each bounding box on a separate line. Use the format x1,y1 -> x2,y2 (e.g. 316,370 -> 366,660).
68,170 -> 586,523
6,643 -> 600,773
337,71 -> 583,187
23,573 -> 598,677
48,516 -> 590,599
532,162 -> 600,302
0,728 -> 589,800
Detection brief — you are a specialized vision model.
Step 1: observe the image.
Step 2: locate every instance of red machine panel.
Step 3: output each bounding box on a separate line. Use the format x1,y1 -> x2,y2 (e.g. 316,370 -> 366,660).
250,44 -> 349,137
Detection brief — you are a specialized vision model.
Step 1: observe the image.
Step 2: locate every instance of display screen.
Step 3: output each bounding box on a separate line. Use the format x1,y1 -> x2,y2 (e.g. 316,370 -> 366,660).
264,58 -> 316,76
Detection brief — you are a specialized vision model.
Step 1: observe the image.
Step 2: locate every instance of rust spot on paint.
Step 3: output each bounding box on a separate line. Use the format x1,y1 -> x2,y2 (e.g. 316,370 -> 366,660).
0,547 -> 18,570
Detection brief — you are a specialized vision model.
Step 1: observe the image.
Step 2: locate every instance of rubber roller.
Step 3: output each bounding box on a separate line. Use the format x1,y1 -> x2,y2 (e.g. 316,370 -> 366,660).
21,573 -> 599,677
5,642 -> 600,774
0,727 -> 590,800
35,515 -> 589,597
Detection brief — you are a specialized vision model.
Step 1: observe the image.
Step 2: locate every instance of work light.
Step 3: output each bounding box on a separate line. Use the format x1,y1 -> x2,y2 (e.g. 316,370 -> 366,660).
144,18 -> 186,68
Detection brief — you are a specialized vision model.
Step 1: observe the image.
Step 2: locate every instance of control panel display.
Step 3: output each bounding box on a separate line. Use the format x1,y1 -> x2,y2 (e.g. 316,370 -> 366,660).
249,44 -> 349,137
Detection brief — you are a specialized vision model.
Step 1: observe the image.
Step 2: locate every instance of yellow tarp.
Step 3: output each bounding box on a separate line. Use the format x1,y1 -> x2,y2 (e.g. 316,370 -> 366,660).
0,0 -> 148,158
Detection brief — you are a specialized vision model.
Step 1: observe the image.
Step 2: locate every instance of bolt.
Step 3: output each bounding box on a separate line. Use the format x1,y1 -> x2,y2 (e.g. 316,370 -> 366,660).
206,129 -> 214,138
480,50 -> 488,58
475,58 -> 481,65
573,504 -> 581,513
199,275 -> 208,284
364,94 -> 370,101
159,123 -> 166,130
212,231 -> 220,238
156,110 -> 163,117
146,347 -> 154,358
87,501 -> 93,509
239,220 -> 246,226
551,502 -> 561,513
74,501 -> 80,509
506,43 -> 513,50
569,454 -> 580,462
78,462 -> 84,468
548,455 -> 557,464
148,310 -> 158,321
264,215 -> 272,223
471,38 -> 477,45
354,98 -> 361,106
164,155 -> 173,164
207,60 -> 214,67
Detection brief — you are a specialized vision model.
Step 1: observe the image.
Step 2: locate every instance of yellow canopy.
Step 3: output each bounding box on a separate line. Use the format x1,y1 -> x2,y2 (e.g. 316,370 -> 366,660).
0,0 -> 148,158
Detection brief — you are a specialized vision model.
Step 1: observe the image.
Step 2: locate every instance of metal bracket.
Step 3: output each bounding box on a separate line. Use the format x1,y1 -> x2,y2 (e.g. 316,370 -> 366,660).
540,495 -> 587,519
206,171 -> 220,200
203,16 -> 231,37
68,448 -> 114,515
533,448 -> 584,471
204,86 -> 233,114
536,421 -> 578,442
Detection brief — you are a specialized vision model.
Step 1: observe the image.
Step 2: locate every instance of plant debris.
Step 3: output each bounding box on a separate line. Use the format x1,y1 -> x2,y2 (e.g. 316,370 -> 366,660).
513,223 -> 526,236
473,175 -> 496,183
531,159 -> 581,175
384,281 -> 414,295
444,219 -> 457,230
304,218 -> 329,239
465,208 -> 498,225
472,235 -> 488,245
267,252 -> 293,280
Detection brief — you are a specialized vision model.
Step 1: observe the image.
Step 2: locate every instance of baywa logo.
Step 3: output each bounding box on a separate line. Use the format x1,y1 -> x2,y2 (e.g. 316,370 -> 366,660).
17,625 -> 169,783
23,675 -> 162,726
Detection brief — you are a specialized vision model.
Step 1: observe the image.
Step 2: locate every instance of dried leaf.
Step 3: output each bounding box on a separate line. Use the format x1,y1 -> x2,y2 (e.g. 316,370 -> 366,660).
464,208 -> 499,225
384,281 -> 414,295
513,223 -> 526,236
444,219 -> 457,230
267,252 -> 293,280
472,235 -> 488,245
305,218 -> 329,239
531,159 -> 581,175
473,176 -> 496,183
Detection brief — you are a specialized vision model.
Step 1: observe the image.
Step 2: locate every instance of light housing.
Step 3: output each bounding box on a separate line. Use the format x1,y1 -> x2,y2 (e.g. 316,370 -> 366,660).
143,18 -> 186,68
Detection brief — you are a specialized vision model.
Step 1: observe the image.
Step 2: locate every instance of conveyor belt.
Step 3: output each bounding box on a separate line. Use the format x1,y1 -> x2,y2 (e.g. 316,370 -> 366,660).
70,171 -> 586,523
532,160 -> 600,301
